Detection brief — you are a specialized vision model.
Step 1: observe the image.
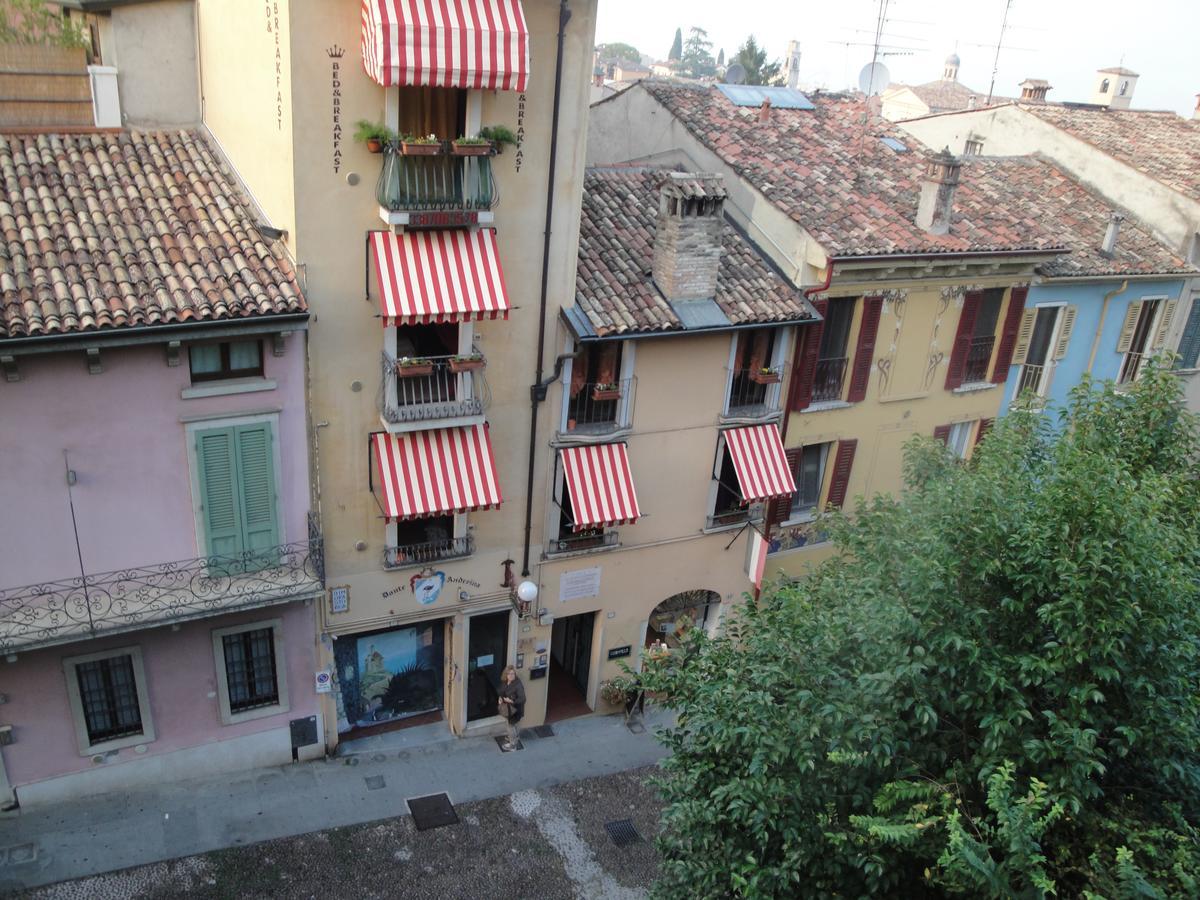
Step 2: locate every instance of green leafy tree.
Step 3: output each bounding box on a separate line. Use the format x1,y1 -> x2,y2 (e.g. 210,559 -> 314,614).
0,0 -> 88,49
634,363 -> 1200,898
680,27 -> 715,78
596,42 -> 640,64
731,36 -> 781,86
668,27 -> 683,62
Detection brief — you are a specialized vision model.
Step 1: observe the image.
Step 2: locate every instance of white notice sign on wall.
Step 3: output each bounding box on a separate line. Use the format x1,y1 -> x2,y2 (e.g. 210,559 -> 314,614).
559,566 -> 601,602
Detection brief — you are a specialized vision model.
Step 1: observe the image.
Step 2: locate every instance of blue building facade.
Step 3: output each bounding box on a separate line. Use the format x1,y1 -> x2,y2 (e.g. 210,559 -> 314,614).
1001,279 -> 1191,413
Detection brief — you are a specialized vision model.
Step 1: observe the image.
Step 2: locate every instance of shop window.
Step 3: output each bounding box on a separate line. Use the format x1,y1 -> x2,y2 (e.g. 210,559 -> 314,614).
333,623 -> 446,733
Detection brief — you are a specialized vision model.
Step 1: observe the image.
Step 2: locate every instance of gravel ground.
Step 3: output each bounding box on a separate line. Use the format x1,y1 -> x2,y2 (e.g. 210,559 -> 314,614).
20,767 -> 665,900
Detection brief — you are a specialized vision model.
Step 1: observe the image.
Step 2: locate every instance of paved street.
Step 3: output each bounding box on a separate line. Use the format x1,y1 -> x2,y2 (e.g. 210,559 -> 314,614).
0,711 -> 672,894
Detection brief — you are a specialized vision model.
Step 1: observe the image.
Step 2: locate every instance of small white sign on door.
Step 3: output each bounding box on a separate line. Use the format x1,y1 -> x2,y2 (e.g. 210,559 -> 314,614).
559,566 -> 601,603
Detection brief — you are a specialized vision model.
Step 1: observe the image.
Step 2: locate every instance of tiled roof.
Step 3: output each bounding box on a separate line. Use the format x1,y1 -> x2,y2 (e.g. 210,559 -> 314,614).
0,130 -> 305,340
640,82 -> 1067,258
1021,104 -> 1200,198
574,167 -> 815,337
908,79 -> 988,113
961,156 -> 1194,278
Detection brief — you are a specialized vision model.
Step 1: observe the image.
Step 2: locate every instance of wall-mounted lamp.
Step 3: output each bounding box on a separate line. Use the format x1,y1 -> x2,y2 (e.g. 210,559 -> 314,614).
511,579 -> 538,618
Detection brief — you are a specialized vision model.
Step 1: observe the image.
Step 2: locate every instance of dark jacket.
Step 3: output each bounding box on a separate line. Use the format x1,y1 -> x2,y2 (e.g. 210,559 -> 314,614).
499,676 -> 526,721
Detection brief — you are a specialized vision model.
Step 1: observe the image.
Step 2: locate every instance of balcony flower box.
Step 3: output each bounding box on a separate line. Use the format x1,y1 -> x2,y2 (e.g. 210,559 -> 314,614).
448,355 -> 485,373
451,139 -> 493,157
750,367 -> 782,385
591,383 -> 623,402
401,137 -> 443,157
396,357 -> 435,377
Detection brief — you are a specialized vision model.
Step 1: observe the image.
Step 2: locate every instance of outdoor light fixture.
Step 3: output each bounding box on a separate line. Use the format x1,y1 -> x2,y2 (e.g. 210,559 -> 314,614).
510,579 -> 538,618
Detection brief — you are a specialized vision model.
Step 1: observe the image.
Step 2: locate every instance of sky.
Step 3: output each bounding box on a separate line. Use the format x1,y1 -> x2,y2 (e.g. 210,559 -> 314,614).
594,0 -> 1200,116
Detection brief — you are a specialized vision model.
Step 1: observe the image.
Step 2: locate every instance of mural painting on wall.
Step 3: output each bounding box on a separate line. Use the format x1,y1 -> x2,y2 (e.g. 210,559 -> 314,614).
333,622 -> 445,732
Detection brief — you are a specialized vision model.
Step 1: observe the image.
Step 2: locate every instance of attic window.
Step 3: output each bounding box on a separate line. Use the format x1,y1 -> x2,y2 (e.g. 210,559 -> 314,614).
879,137 -> 908,152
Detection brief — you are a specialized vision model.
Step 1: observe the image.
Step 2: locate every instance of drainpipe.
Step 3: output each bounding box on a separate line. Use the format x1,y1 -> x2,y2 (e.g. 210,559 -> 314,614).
1087,279 -> 1128,374
521,0 -> 571,577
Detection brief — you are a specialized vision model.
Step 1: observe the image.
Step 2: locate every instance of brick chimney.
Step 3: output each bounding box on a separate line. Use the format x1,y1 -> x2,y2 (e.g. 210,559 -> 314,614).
1019,78 -> 1052,102
758,98 -> 771,124
915,148 -> 961,236
1100,212 -> 1124,257
652,172 -> 727,301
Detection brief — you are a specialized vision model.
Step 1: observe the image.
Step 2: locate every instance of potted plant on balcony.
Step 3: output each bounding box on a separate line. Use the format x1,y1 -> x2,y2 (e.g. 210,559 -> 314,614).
354,119 -> 396,154
451,135 -> 494,157
591,382 -> 622,401
396,356 -> 435,377
750,365 -> 782,385
400,133 -> 443,156
478,125 -> 518,154
448,353 -> 486,373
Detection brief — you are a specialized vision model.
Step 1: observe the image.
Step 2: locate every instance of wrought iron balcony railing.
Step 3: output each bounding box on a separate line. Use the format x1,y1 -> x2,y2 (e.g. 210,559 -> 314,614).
706,508 -> 757,530
812,356 -> 848,403
563,377 -> 636,435
962,336 -> 996,384
378,351 -> 488,426
547,529 -> 619,556
376,147 -> 498,213
0,535 -> 325,653
726,363 -> 788,418
384,534 -> 475,569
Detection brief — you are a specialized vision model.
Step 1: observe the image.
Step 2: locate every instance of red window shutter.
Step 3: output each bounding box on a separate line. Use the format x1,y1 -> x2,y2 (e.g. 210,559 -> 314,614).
789,298 -> 827,411
944,290 -> 983,390
846,296 -> 882,403
932,424 -> 951,445
991,286 -> 1029,384
824,439 -> 858,510
766,447 -> 801,525
974,418 -> 994,447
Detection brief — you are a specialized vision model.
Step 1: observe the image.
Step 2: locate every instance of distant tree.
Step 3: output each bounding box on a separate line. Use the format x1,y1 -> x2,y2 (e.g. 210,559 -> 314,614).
0,0 -> 88,49
633,364 -> 1200,898
717,48 -> 725,68
680,27 -> 716,78
596,42 -> 640,64
668,27 -> 682,62
731,36 -> 782,86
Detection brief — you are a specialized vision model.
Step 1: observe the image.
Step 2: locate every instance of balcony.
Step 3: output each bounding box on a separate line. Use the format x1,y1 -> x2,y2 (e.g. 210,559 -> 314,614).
0,530 -> 324,654
725,363 -> 788,420
376,145 -> 498,226
962,336 -> 996,384
547,529 -> 619,556
812,356 -> 848,403
563,377 -> 636,437
379,351 -> 488,431
705,508 -> 757,530
384,534 -> 474,570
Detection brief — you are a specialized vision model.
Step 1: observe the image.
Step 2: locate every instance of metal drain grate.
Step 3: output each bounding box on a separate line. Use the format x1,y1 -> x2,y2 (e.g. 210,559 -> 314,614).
364,775 -> 386,791
604,819 -> 644,847
408,793 -> 459,832
533,724 -> 555,739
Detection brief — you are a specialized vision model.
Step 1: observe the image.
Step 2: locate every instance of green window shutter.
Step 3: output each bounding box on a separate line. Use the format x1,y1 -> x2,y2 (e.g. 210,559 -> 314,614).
234,422 -> 280,563
196,427 -> 244,559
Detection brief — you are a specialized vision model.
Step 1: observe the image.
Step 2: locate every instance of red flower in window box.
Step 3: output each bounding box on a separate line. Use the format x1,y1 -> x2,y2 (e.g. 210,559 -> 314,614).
750,367 -> 782,385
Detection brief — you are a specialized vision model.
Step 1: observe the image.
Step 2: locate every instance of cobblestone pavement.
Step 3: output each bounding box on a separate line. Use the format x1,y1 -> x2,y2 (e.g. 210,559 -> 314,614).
19,768 -> 664,900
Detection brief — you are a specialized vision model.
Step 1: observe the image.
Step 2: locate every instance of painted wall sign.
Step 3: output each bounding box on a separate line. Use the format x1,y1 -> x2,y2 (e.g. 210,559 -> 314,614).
327,45 -> 344,173
329,585 -> 350,614
607,645 -> 632,660
264,1 -> 282,130
410,570 -> 446,606
514,92 -> 526,172
559,566 -> 601,602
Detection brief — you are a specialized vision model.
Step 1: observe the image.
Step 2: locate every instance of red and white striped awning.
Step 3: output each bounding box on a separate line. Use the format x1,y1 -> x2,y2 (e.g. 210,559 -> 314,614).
370,229 -> 511,326
724,425 -> 796,503
372,425 -> 502,520
360,0 -> 530,91
560,443 -> 641,531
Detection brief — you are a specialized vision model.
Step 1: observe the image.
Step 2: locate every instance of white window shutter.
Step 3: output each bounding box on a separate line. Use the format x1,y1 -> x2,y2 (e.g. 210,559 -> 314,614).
1152,300 -> 1179,350
1010,309 -> 1038,366
1116,301 -> 1143,353
1053,306 -> 1077,360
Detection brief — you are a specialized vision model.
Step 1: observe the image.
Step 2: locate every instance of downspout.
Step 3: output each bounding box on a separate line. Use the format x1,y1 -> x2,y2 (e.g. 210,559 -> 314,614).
521,0 -> 571,577
1087,279 -> 1128,374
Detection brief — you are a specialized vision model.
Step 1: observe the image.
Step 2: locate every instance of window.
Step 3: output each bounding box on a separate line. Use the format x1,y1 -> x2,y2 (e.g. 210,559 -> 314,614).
708,443 -> 749,528
63,646 -> 155,754
212,620 -> 289,724
726,328 -> 785,416
189,340 -> 263,382
963,289 -> 1004,383
946,421 -> 974,459
813,297 -> 855,401
1100,78 -> 1111,94
551,477 -> 614,553
386,514 -> 471,567
964,139 -> 984,156
1118,299 -> 1163,384
564,341 -> 632,433
193,420 -> 280,568
1015,306 -> 1063,396
396,85 -> 466,141
1119,80 -> 1129,97
788,443 -> 830,521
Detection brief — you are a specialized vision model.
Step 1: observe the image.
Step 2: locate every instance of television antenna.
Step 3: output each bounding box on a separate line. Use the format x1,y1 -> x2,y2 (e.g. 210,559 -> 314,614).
987,0 -> 1014,104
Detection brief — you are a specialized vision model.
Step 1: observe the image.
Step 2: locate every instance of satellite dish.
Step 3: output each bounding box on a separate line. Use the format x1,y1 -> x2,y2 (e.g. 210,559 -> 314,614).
857,61 -> 891,97
724,63 -> 746,85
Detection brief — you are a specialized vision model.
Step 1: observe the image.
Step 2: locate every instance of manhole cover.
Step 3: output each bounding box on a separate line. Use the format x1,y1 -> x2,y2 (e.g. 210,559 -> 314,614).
604,819 -> 643,847
0,843 -> 37,866
364,775 -> 386,791
533,724 -> 555,739
408,793 -> 459,832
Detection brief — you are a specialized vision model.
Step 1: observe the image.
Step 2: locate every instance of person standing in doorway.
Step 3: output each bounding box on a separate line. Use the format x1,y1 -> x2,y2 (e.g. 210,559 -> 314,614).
498,665 -> 525,751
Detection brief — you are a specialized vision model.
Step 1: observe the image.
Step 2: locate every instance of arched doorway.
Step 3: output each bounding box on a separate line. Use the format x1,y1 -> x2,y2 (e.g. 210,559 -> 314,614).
644,590 -> 722,651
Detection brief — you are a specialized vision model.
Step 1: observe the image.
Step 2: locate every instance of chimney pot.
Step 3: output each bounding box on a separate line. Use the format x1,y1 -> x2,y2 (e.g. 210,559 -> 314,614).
1194,94 -> 1200,120
1100,213 -> 1124,257
652,172 -> 727,302
915,148 -> 961,236
758,99 -> 771,124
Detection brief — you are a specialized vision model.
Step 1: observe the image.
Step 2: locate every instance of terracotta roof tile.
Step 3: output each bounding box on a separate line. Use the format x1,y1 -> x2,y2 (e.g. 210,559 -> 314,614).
575,167 -> 815,337
0,130 -> 305,340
